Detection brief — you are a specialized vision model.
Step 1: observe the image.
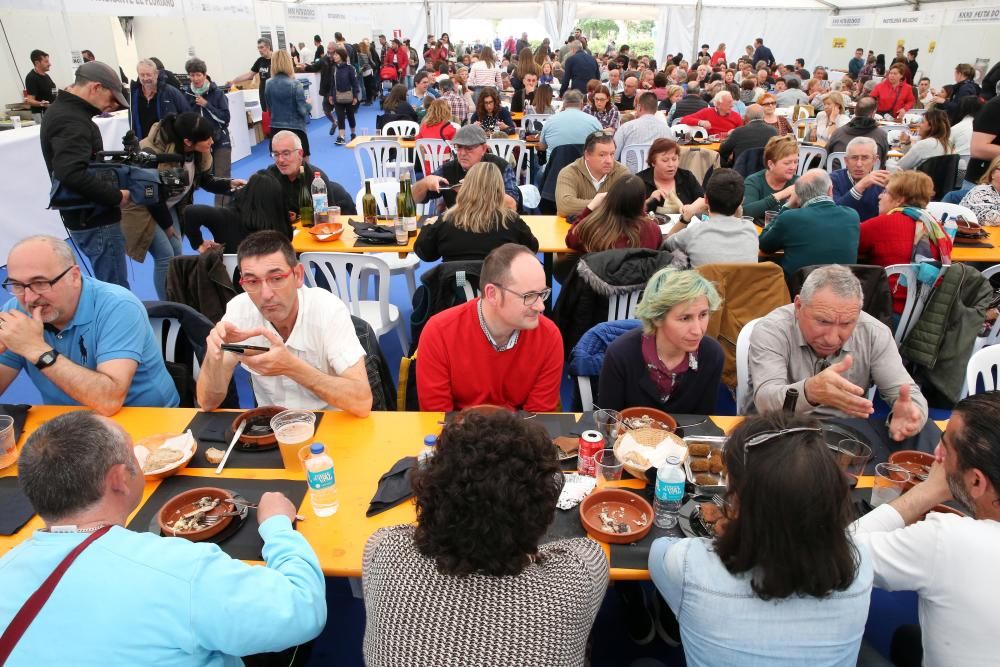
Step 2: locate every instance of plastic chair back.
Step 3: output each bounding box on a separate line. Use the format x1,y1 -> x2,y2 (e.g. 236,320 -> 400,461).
621,143 -> 652,174
382,120 -> 419,138
488,138 -> 528,185
927,201 -> 978,224
826,151 -> 847,172
965,345 -> 1000,396
354,179 -> 401,216
354,139 -> 410,182
415,139 -> 452,174
735,317 -> 761,415
607,289 -> 643,321
797,145 -> 828,175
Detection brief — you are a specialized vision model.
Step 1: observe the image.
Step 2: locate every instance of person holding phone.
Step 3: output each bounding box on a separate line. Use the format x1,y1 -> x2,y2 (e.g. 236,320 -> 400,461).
196,231 -> 372,416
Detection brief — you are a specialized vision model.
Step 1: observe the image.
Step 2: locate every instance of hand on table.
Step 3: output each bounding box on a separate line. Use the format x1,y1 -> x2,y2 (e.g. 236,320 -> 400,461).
257,492 -> 298,525
889,384 -> 924,441
803,354 -> 874,418
0,307 -> 48,362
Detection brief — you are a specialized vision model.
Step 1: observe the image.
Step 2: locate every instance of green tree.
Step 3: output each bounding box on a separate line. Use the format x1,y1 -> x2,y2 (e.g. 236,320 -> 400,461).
577,19 -> 619,40
624,20 -> 655,37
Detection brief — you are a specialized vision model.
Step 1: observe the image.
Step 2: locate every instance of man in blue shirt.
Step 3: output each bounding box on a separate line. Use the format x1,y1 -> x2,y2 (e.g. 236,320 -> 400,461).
0,410 -> 326,664
830,136 -> 888,223
407,71 -> 439,113
0,236 -> 179,414
848,48 -> 866,79
560,41 -> 600,96
538,90 -> 602,160
751,37 -> 775,68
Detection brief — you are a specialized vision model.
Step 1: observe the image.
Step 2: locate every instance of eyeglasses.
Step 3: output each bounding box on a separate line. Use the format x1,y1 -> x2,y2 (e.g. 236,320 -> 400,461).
2,266 -> 74,295
495,285 -> 551,306
271,150 -> 299,160
743,427 -> 823,465
239,269 -> 293,293
761,101 -> 776,106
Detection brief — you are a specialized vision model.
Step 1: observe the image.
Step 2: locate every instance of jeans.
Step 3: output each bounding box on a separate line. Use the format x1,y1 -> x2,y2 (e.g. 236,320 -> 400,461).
68,223 -> 129,289
149,211 -> 183,300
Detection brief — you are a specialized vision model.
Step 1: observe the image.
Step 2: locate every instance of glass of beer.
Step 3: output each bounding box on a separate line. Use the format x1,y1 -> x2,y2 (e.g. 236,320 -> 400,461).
0,416 -> 16,470
270,410 -> 316,471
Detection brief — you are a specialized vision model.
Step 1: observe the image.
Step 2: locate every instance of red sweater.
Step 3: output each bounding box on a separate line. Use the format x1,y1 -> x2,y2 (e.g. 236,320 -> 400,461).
417,299 -> 564,412
565,207 -> 663,253
415,122 -> 455,172
681,107 -> 744,134
858,210 -> 952,314
870,80 -> 915,117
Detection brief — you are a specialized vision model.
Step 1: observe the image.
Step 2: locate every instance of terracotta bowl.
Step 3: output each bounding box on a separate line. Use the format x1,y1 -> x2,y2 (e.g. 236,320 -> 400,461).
157,487 -> 235,541
579,488 -> 654,544
135,432 -> 196,481
618,407 -> 678,433
230,405 -> 287,448
888,450 -> 935,490
307,222 -> 343,242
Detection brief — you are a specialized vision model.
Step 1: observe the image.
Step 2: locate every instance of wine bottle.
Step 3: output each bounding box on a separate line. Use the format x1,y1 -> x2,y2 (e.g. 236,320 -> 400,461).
362,179 -> 378,224
782,387 -> 799,412
298,167 -> 314,227
402,173 -> 417,236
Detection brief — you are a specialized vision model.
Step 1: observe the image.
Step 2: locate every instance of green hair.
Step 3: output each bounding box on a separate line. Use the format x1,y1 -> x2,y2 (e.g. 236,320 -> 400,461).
635,268 -> 722,335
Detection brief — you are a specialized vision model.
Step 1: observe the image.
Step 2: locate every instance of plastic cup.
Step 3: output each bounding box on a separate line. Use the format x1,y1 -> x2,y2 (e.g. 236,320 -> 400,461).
871,463 -> 911,507
328,205 -> 341,225
0,416 -> 16,469
592,409 -> 622,446
764,210 -> 779,227
829,438 -> 872,482
270,410 -> 316,471
594,449 -> 624,487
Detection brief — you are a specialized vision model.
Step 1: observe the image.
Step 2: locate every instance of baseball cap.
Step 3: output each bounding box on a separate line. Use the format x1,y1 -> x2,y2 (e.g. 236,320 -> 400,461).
452,124 -> 487,146
77,61 -> 129,108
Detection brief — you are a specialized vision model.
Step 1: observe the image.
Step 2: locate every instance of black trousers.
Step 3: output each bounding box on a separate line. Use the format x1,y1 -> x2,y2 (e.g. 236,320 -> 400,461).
334,102 -> 357,131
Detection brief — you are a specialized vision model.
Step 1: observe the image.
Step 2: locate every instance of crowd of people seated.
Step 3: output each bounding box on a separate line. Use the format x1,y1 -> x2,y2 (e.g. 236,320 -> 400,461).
3,23 -> 1000,667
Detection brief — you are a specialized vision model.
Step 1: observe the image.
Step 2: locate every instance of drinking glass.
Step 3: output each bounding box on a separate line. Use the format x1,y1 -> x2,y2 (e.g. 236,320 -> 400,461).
270,410 -> 317,471
871,463 -> 911,507
0,416 -> 16,469
829,438 -> 872,482
764,210 -> 779,227
328,206 -> 341,225
594,449 -> 624,487
593,409 -> 622,445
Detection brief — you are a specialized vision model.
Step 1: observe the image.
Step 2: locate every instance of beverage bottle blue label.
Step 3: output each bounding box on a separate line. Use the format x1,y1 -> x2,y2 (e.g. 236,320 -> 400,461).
656,478 -> 685,502
307,466 -> 336,490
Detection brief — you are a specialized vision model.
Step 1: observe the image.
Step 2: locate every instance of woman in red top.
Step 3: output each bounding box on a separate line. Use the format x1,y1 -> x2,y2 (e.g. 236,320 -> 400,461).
565,175 -> 662,253
711,43 -> 728,67
415,99 -> 456,173
387,39 -> 410,81
870,65 -> 915,119
858,171 -> 952,315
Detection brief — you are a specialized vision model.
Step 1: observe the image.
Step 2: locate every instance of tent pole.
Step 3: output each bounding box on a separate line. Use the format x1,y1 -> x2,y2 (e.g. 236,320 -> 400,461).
692,0 -> 702,63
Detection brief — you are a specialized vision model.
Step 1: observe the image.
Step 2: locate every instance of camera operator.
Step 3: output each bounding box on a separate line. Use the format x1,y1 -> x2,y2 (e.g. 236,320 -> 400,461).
121,112 -> 245,300
39,61 -> 131,289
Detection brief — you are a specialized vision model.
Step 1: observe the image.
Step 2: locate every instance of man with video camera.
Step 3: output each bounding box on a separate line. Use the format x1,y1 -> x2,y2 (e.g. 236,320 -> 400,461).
40,61 -> 132,288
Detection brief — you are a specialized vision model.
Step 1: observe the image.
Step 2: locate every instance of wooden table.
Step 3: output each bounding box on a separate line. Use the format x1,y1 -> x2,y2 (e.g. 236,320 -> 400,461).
346,134 -> 542,151
0,407 -> 743,580
950,227 -> 1000,264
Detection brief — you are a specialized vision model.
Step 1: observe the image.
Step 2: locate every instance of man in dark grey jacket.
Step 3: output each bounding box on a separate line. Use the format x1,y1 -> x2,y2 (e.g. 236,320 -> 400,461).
560,41 -> 599,96
719,104 -> 778,166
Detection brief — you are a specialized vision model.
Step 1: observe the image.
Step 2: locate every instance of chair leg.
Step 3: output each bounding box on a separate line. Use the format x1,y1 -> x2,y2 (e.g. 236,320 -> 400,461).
396,318 -> 410,352
404,267 -> 417,298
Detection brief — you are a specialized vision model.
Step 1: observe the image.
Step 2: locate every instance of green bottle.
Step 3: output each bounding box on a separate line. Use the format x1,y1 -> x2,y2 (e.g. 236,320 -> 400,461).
362,179 -> 378,224
402,173 -> 417,237
298,167 -> 314,227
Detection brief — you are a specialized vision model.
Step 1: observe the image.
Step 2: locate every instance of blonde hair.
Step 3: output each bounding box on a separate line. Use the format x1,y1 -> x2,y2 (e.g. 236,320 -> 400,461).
271,49 -> 295,77
764,135 -> 799,167
823,91 -> 845,114
422,99 -> 452,127
635,268 -> 722,335
980,155 -> 1000,185
443,162 -> 516,233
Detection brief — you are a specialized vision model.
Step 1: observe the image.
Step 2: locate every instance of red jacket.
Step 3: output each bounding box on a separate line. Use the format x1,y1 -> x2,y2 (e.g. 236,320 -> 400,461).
711,50 -> 727,66
417,299 -> 563,412
858,210 -> 952,314
870,79 -> 915,117
387,47 -> 409,76
681,106 -> 744,134
565,207 -> 663,253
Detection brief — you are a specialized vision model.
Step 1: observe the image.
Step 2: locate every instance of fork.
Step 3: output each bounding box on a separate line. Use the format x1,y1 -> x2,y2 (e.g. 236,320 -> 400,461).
222,499 -> 306,521
711,494 -> 726,509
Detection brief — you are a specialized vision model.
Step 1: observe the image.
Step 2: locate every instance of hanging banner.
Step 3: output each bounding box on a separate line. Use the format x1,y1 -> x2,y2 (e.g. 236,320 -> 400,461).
65,0 -> 182,16
877,11 -> 943,28
2,0 -> 64,11
827,15 -> 873,29
832,38 -> 847,49
286,6 -> 319,22
184,0 -> 253,19
950,6 -> 1000,24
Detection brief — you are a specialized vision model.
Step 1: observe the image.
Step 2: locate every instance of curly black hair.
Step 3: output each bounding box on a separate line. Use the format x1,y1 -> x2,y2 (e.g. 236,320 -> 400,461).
412,409 -> 562,577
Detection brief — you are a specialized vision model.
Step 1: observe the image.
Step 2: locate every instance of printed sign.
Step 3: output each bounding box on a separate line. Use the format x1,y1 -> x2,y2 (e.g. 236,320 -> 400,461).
286,6 -> 318,22
832,38 -> 847,49
827,15 -> 871,29
185,0 -> 253,19
68,0 -> 181,17
880,12 -> 942,27
951,6 -> 1000,24
928,41 -> 936,53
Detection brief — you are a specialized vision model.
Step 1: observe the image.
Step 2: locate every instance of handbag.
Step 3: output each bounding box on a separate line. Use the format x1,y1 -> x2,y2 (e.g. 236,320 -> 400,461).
336,89 -> 354,104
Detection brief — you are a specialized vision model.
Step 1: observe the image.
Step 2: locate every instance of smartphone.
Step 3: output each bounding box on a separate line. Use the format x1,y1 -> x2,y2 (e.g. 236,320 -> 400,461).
221,344 -> 269,356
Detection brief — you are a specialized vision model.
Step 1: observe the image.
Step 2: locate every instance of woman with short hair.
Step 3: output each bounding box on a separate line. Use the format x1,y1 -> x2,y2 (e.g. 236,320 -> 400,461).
759,93 -> 792,135
742,135 -> 799,223
599,267 -> 724,413
649,411 -> 873,665
637,138 -> 705,217
582,84 -> 620,131
564,175 -> 662,253
362,409 -> 608,666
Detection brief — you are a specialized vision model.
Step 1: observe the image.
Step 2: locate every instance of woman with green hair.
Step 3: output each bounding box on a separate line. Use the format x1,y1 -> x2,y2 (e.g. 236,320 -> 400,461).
599,267 -> 724,414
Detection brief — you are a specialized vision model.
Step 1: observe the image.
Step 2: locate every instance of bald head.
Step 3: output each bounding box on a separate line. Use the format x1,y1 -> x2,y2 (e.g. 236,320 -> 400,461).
794,168 -> 833,203
6,235 -> 82,328
745,103 -> 765,121
9,235 -> 78,268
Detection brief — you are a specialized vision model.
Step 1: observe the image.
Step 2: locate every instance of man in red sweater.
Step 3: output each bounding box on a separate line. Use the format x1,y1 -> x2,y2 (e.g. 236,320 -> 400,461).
681,91 -> 744,135
417,244 -> 564,412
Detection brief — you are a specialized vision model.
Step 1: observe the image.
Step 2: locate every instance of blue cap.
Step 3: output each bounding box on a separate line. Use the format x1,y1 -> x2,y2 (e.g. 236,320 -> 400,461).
310,443 -> 325,454
424,435 -> 437,447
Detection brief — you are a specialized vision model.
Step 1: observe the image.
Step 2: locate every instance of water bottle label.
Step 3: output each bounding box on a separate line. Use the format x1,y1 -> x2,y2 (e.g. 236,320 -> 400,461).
312,195 -> 328,213
307,466 -> 335,490
655,479 -> 685,502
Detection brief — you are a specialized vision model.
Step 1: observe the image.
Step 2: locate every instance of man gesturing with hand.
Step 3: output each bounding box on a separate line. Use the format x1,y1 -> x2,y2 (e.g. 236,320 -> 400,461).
747,264 -> 927,439
196,231 -> 372,416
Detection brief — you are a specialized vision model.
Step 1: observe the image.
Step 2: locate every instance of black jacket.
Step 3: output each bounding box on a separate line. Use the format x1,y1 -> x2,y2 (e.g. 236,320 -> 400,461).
671,94 -> 709,120
265,163 -> 356,218
163,249 -> 237,324
561,50 -> 600,96
637,167 -> 703,207
39,90 -> 123,231
408,260 -> 483,355
181,80 -> 231,148
719,119 -> 778,166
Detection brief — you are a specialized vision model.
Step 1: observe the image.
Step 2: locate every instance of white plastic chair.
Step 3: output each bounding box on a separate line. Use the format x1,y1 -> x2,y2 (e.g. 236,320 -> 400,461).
299,252 -> 409,350
670,124 -> 708,141
797,145 -> 828,175
885,263 -> 947,345
607,289 -> 643,321
415,139 -> 452,174
487,138 -> 528,185
353,182 -> 420,297
354,139 -> 414,183
381,120 -> 419,138
148,317 -> 200,381
973,264 -> 1000,353
735,318 -> 761,415
965,345 -> 1000,396
792,105 -> 813,121
222,254 -> 239,285
621,143 -> 652,174
826,151 -> 847,172
577,376 -> 596,412
927,202 -> 978,224
794,118 -> 818,142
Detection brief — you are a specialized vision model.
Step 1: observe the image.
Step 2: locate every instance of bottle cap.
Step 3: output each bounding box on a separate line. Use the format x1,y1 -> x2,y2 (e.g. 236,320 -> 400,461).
665,455 -> 680,465
310,443 -> 325,454
424,435 -> 437,447
314,171 -> 321,177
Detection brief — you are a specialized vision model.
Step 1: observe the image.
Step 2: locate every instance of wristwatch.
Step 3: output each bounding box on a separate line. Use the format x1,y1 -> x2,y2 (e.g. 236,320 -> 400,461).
34,349 -> 59,370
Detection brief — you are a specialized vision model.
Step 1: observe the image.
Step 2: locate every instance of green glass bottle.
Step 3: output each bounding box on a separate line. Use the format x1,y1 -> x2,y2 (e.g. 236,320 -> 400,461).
362,179 -> 378,224
402,173 -> 417,237
298,167 -> 314,227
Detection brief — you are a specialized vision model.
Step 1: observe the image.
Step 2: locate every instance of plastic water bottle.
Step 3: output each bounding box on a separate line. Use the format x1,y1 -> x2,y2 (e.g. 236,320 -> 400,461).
943,218 -> 958,240
654,456 -> 686,529
417,434 -> 436,467
305,443 -> 338,517
311,172 -> 328,220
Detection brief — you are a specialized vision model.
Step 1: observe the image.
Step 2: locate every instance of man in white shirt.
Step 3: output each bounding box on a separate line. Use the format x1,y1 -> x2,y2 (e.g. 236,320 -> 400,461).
853,391 -> 1000,667
196,231 -> 372,415
612,92 -> 674,172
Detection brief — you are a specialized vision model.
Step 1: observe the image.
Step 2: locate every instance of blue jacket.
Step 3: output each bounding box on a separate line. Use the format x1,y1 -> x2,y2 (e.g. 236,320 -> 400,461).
265,73 -> 310,131
332,62 -> 361,98
752,45 -> 775,67
831,168 -> 882,222
130,71 -> 189,138
181,80 -> 231,148
560,50 -> 600,96
569,319 -> 641,378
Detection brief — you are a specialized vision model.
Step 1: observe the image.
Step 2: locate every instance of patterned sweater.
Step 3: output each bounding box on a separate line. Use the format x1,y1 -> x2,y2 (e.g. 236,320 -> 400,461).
362,525 -> 608,666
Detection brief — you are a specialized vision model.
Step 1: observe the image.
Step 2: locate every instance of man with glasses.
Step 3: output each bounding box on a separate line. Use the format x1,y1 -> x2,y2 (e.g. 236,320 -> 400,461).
557,131 -> 630,217
746,264 -> 926,441
196,231 -> 372,415
831,136 -> 889,222
0,236 -> 178,413
265,130 -> 356,222
417,243 -> 562,412
412,124 -> 521,211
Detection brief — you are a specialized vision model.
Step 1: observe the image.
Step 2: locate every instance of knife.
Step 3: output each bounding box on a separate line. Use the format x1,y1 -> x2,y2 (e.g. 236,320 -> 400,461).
214,420 -> 247,475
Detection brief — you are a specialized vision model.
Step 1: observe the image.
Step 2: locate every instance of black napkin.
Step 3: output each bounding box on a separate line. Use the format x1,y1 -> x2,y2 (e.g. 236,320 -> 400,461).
183,411 -> 324,470
349,220 -> 397,246
0,403 -> 30,443
126,476 -> 308,560
0,477 -> 35,536
672,414 -> 725,438
367,456 -> 417,517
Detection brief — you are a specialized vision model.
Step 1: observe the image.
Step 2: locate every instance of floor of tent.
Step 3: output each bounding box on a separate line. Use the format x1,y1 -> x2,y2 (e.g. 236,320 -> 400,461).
1,103 -> 926,666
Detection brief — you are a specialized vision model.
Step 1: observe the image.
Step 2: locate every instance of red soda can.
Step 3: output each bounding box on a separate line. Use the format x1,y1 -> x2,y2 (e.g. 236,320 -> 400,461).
578,430 -> 605,476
